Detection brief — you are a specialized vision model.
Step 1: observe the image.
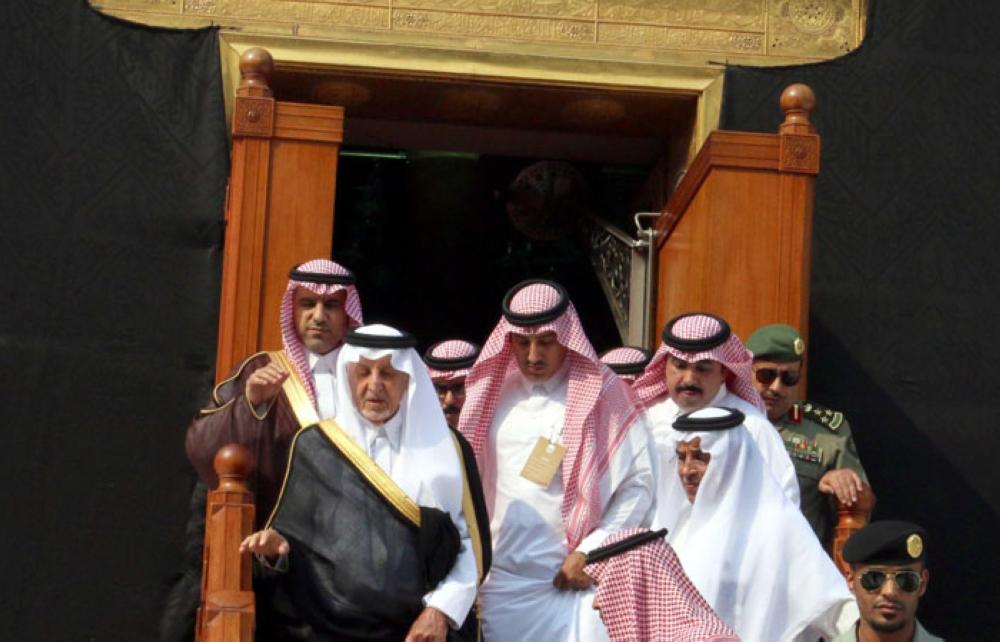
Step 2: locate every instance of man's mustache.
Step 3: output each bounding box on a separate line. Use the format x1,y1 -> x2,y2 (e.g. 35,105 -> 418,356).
676,384 -> 702,394
443,404 -> 461,414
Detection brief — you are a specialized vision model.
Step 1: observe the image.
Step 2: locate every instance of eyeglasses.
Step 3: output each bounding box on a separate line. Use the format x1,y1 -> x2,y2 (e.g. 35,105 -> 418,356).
433,383 -> 466,399
859,570 -> 923,593
754,367 -> 801,386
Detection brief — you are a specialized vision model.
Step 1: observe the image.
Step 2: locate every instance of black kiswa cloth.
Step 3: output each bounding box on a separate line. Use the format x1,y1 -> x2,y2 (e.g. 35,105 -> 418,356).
256,423 -> 486,642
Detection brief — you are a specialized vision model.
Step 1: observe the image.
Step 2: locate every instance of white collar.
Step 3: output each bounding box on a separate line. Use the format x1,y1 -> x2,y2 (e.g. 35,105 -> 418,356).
363,406 -> 404,450
307,345 -> 341,372
708,383 -> 728,407
516,357 -> 571,396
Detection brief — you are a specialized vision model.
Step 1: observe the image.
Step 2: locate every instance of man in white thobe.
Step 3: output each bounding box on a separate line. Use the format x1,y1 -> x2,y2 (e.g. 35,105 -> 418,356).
660,406 -> 857,642
460,280 -> 738,642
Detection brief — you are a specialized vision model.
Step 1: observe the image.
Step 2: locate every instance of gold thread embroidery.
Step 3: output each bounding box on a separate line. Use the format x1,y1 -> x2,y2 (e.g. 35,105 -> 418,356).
264,419 -> 422,529
267,351 -> 319,427
264,423 -> 307,529
265,350 -> 421,527
197,396 -> 234,416
450,432 -> 485,582
211,351 -> 269,406
315,419 -> 421,527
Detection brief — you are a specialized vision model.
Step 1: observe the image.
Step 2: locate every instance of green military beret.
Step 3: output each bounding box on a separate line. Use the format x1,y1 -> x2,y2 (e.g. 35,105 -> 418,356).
843,520 -> 928,565
747,323 -> 805,363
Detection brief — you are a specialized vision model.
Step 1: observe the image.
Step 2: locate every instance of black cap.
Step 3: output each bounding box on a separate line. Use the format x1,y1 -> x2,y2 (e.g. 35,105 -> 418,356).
662,313 -> 731,352
673,407 -> 745,432
501,279 -> 570,326
346,327 -> 417,349
843,520 -> 928,565
288,264 -> 356,286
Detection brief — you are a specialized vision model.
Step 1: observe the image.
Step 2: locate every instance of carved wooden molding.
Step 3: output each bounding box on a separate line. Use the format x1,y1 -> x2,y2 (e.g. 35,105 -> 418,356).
233,96 -> 275,138
779,133 -> 820,174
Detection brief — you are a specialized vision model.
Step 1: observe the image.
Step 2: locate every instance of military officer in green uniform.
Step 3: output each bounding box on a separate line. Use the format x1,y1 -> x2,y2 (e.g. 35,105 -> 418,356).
834,520 -> 945,641
746,323 -> 869,545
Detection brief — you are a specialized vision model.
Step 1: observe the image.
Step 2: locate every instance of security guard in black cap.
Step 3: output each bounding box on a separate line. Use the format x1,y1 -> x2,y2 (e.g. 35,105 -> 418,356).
834,521 -> 944,641
746,323 -> 869,546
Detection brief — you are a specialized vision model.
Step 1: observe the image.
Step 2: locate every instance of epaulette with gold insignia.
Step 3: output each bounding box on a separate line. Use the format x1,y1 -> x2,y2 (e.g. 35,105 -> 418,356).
800,401 -> 844,432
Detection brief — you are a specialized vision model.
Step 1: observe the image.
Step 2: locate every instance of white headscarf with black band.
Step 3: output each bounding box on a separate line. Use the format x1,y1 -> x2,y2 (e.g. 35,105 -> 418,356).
657,407 -> 854,642
333,324 -> 463,511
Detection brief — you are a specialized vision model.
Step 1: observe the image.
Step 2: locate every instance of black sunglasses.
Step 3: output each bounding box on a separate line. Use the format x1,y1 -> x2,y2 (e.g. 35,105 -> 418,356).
859,570 -> 922,593
754,368 -> 801,386
433,382 -> 466,398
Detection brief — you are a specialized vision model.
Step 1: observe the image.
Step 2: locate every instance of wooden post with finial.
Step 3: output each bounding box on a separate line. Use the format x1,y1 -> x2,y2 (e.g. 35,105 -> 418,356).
775,82 -> 820,393
215,47 -> 276,383
196,445 -> 255,642
832,484 -> 877,577
213,47 -> 344,381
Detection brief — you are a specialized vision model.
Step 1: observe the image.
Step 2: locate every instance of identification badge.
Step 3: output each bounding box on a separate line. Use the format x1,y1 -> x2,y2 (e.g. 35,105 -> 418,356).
521,437 -> 566,486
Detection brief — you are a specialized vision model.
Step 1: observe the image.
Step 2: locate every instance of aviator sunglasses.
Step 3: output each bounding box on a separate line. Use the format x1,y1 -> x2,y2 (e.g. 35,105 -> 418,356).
859,569 -> 923,593
754,367 -> 802,386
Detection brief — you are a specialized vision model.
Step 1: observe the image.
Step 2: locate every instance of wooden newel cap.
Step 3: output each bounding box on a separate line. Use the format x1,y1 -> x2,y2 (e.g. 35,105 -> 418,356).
238,48 -> 273,96
780,83 -> 816,131
213,444 -> 253,482
836,483 -> 877,514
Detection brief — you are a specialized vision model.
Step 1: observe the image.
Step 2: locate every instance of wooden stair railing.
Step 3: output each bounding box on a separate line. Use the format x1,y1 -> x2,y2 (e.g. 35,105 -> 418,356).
831,483 -> 877,577
196,445 -> 256,642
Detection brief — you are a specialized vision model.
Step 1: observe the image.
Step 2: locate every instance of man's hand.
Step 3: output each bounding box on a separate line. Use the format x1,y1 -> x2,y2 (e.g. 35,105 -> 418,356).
553,551 -> 595,591
246,362 -> 289,407
404,607 -> 448,642
818,468 -> 864,505
239,528 -> 290,558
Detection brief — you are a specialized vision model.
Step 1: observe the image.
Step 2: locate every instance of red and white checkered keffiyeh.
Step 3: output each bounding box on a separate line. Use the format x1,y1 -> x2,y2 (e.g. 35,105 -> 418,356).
600,346 -> 652,385
459,281 -> 641,550
631,314 -> 764,412
425,339 -> 479,382
279,258 -> 364,404
586,529 -> 740,642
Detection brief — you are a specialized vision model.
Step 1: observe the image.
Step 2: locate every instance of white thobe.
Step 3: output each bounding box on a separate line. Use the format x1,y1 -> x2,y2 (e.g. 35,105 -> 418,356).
479,365 -> 657,642
646,384 -> 801,506
307,347 -> 340,419
670,500 -> 857,642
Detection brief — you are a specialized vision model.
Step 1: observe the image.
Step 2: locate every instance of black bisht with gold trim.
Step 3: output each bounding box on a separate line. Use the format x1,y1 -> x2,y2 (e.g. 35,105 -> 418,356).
255,421 -> 490,642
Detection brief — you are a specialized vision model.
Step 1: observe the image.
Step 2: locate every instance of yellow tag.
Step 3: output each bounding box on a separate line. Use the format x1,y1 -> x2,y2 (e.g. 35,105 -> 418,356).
907,534 -> 923,559
520,437 -> 566,486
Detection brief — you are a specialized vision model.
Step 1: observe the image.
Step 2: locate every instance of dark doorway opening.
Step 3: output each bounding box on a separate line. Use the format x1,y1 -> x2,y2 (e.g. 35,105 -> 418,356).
271,66 -> 698,350
332,149 -> 649,352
